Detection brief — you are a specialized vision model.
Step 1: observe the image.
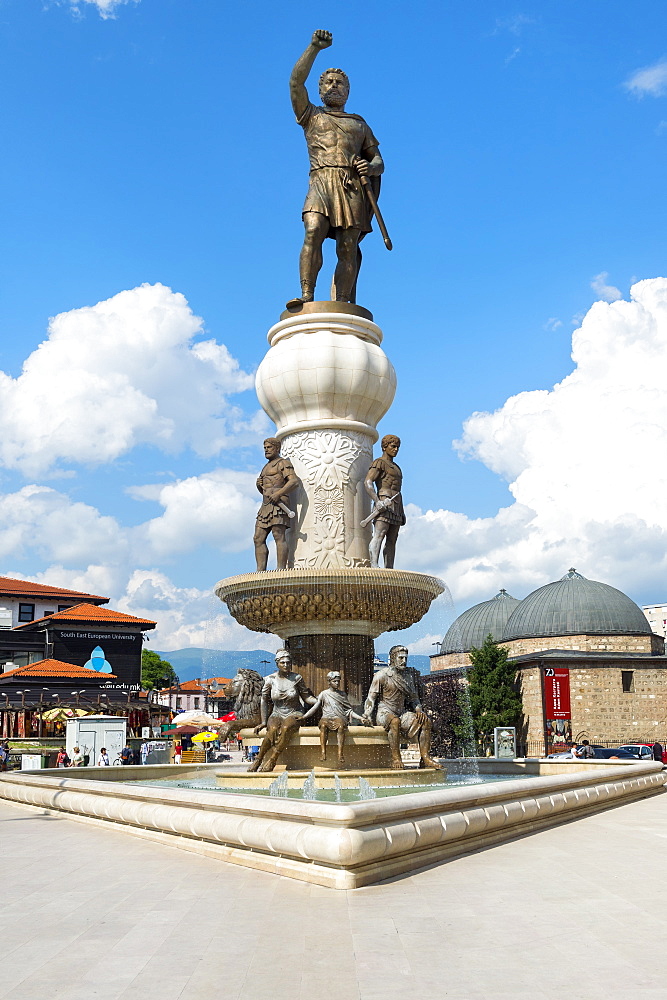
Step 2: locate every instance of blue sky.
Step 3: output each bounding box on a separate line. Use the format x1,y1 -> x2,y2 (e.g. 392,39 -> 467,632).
2,0 -> 667,651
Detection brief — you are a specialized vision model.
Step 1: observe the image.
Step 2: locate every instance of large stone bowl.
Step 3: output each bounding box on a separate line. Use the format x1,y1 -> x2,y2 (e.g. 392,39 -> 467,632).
214,567 -> 444,640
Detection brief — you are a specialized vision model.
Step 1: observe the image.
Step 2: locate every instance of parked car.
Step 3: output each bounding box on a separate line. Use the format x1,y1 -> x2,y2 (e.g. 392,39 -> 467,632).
615,743 -> 667,763
592,747 -> 638,760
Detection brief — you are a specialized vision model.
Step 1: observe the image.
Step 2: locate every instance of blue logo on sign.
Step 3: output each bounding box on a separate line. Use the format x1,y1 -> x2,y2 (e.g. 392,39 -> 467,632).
84,645 -> 113,674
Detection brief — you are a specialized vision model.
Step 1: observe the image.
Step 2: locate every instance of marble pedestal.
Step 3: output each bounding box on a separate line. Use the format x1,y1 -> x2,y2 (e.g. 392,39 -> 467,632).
238,725 -> 394,770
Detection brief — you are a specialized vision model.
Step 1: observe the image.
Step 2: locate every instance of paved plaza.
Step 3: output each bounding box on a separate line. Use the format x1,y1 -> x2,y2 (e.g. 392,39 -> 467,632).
2,790 -> 667,1000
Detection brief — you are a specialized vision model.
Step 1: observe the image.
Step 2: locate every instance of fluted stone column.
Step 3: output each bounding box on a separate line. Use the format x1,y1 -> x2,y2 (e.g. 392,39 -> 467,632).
255,304 -> 396,570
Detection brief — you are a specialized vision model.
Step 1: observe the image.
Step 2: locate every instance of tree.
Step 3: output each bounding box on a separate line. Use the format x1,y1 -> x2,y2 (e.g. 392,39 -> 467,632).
141,650 -> 178,691
466,634 -> 523,747
423,672 -> 470,757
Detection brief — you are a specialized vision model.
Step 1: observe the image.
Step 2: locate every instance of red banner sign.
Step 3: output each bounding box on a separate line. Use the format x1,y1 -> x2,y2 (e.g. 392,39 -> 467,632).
544,667 -> 571,719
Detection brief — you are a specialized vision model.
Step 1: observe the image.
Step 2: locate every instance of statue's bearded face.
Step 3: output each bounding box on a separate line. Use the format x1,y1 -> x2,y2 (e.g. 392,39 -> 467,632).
320,73 -> 349,108
389,647 -> 409,671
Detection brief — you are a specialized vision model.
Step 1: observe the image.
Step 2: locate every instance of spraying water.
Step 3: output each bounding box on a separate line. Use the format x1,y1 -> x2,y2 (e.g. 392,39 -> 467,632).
358,776 -> 377,799
268,771 -> 289,797
302,769 -> 317,801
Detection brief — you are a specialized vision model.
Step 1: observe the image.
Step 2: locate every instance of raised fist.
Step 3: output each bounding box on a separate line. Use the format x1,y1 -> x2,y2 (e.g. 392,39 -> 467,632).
312,29 -> 332,49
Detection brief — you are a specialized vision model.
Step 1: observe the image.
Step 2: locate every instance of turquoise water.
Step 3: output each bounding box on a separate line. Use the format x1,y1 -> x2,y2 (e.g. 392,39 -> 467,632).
131,772 -> 531,802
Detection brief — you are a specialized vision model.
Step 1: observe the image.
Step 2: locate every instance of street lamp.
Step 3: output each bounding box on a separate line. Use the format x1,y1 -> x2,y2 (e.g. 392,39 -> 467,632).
1,692 -> 9,709
71,689 -> 85,706
38,688 -> 49,738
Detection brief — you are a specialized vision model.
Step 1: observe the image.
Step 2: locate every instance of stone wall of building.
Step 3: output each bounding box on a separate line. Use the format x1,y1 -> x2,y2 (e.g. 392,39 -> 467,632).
429,651 -> 472,671
517,663 -> 667,745
501,632 -> 664,658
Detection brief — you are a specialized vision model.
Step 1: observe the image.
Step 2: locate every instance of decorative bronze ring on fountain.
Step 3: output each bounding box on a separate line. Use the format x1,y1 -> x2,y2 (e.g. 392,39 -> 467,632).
215,567 -> 444,639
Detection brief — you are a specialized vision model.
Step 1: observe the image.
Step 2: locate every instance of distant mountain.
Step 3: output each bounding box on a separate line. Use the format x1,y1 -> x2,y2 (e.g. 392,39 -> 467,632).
377,653 -> 431,675
154,648 -> 432,682
153,649 -> 277,683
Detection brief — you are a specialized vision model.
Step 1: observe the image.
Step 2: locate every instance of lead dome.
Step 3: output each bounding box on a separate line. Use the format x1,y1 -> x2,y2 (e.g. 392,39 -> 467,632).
501,568 -> 652,642
440,589 -> 520,654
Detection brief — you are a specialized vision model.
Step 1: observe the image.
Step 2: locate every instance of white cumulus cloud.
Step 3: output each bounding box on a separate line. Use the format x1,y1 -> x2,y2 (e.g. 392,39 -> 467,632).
625,59 -> 667,97
396,277 -> 667,614
131,468 -> 259,558
0,283 -> 266,477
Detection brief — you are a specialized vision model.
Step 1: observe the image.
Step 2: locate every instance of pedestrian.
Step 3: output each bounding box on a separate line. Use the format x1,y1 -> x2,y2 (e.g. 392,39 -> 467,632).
140,741 -> 149,765
0,742 -> 9,771
70,745 -> 85,767
653,741 -> 664,762
97,747 -> 110,766
574,740 -> 595,759
120,743 -> 133,765
56,746 -> 70,768
174,741 -> 182,764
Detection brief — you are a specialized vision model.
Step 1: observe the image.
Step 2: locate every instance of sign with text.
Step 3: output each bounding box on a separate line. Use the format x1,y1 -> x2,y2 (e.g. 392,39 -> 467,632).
544,667 -> 571,719
544,667 -> 572,753
52,628 -> 142,686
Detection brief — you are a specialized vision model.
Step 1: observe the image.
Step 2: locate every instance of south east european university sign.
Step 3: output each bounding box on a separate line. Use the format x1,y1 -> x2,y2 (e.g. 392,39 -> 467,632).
543,667 -> 572,752
52,629 -> 142,687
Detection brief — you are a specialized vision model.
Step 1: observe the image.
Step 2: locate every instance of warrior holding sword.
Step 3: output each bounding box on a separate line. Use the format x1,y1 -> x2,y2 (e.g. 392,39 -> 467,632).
254,438 -> 300,571
364,435 -> 405,569
288,29 -> 387,307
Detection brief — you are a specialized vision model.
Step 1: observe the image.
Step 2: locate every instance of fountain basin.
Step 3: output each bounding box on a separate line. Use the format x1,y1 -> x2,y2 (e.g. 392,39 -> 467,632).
0,761 -> 663,889
215,567 -> 444,639
216,767 -> 445,790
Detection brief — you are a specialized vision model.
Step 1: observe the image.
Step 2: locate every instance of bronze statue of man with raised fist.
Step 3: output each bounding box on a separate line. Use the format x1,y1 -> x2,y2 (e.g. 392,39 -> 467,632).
288,29 -> 384,306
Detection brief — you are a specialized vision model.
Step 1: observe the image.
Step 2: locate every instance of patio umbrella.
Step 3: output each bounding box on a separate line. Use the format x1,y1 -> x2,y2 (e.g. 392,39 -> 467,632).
41,707 -> 91,722
162,725 -> 199,736
191,731 -> 218,743
169,711 -> 222,729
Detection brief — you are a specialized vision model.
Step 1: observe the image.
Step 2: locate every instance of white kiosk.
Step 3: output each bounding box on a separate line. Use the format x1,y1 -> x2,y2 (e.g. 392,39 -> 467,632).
66,715 -> 126,766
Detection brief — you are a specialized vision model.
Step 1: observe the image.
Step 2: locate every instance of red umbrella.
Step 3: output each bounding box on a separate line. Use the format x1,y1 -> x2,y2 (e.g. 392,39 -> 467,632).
162,725 -> 199,736
216,712 -> 237,722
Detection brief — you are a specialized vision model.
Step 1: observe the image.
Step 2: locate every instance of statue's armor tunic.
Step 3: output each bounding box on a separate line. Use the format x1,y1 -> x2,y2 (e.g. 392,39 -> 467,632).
262,671 -> 312,721
364,667 -> 422,739
368,456 -> 405,526
255,458 -> 296,528
297,103 -> 380,236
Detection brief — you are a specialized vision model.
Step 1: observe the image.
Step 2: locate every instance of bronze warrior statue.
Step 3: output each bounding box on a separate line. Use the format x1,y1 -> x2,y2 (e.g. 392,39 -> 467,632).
363,645 -> 442,771
250,648 -> 317,772
254,438 -> 300,571
288,29 -> 384,306
300,670 -> 369,766
364,434 -> 405,569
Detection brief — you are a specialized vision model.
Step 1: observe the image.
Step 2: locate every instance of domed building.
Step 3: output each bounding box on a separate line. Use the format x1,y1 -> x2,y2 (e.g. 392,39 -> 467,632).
426,568 -> 667,753
435,589 -> 521,669
500,569 -> 660,657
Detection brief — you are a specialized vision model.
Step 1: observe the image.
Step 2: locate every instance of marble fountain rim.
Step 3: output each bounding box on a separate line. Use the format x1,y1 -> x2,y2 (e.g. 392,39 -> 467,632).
1,760 -> 662,826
